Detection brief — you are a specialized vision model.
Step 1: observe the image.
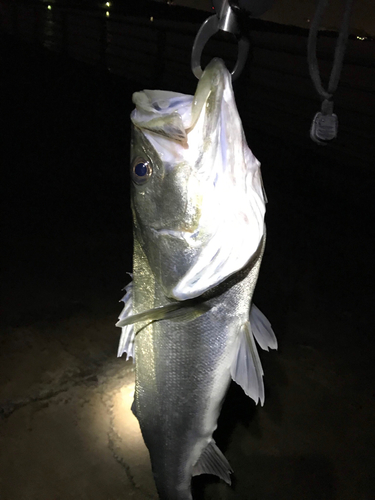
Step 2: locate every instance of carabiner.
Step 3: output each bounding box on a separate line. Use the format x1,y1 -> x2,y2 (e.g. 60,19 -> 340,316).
191,0 -> 250,81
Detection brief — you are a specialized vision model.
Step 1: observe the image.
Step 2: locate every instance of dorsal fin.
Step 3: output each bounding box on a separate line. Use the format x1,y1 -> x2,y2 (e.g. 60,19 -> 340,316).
192,440 -> 232,485
117,279 -> 135,360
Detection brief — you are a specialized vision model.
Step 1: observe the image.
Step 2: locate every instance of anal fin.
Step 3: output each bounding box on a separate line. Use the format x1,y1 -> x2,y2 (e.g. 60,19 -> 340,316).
192,440 -> 232,485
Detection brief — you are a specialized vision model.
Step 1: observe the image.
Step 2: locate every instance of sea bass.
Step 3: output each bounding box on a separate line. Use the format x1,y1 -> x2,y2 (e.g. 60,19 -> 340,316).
116,58 -> 277,500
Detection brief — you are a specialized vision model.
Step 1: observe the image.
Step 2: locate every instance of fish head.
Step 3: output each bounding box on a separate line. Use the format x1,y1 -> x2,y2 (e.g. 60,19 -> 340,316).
130,58 -> 266,300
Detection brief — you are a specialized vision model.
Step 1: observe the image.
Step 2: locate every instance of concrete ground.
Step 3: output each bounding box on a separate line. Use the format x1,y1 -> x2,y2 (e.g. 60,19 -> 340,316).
1,35 -> 374,500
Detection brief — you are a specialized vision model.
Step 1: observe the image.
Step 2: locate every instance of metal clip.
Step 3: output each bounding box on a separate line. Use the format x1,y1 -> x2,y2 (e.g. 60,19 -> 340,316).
217,0 -> 240,34
310,99 -> 338,145
191,0 -> 249,80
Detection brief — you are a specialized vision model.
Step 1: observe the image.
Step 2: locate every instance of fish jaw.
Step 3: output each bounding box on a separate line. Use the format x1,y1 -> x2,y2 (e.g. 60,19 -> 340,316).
130,58 -> 266,301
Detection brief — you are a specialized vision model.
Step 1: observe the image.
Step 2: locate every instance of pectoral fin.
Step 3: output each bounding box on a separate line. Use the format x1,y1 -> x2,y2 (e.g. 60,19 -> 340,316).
231,321 -> 265,406
167,303 -> 210,322
115,301 -> 210,328
192,440 -> 233,485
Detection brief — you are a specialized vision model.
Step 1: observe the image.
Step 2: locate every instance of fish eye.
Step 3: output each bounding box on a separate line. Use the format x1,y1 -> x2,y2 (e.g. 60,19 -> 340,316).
131,157 -> 152,185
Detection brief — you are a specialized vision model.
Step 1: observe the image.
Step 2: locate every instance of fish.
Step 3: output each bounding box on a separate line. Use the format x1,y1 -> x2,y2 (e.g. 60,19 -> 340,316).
116,58 -> 277,500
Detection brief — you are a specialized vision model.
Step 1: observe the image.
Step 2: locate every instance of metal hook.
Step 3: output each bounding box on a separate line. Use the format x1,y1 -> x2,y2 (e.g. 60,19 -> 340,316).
191,0 -> 249,80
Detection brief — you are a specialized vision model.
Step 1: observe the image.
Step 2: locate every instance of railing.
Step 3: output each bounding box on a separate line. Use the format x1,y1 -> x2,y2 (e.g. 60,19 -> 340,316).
2,0 -> 374,170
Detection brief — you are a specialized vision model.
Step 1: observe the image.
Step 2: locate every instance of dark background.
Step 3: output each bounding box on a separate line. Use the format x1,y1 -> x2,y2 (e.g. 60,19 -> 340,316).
1,2 -> 374,498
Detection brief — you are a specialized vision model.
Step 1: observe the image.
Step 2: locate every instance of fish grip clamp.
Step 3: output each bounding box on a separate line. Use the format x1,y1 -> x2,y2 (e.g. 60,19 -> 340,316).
191,0 -> 251,81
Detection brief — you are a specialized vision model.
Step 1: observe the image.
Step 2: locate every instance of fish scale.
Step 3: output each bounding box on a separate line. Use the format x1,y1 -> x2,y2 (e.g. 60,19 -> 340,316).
132,238 -> 265,499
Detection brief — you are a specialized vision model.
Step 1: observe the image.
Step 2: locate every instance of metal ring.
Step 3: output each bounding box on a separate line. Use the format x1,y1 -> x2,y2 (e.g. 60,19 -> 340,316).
191,14 -> 250,81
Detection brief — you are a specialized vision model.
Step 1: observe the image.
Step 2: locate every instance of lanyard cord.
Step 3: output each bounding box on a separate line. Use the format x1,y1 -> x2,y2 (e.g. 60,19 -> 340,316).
307,0 -> 354,102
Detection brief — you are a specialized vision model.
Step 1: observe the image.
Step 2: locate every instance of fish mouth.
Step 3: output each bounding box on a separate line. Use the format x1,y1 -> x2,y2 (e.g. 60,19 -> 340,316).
187,58 -> 229,133
151,227 -> 199,241
152,228 -> 185,240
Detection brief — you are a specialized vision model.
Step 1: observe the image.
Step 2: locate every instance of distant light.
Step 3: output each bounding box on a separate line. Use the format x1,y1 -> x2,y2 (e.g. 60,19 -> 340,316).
306,18 -> 310,23
105,1 -> 111,7
356,36 -> 366,40
47,4 -> 52,10
150,16 -> 154,22
106,10 -> 110,17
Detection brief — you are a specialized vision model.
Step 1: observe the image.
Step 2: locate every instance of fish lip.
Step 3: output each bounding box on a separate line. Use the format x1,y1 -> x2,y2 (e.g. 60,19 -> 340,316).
150,227 -> 199,240
150,227 -> 186,240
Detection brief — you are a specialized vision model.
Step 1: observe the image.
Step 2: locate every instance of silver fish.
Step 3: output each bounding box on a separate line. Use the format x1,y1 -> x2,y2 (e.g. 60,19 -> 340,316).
116,58 -> 277,500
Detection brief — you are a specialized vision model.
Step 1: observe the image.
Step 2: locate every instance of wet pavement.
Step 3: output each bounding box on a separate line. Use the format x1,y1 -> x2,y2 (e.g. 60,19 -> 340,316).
1,34 -> 374,500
